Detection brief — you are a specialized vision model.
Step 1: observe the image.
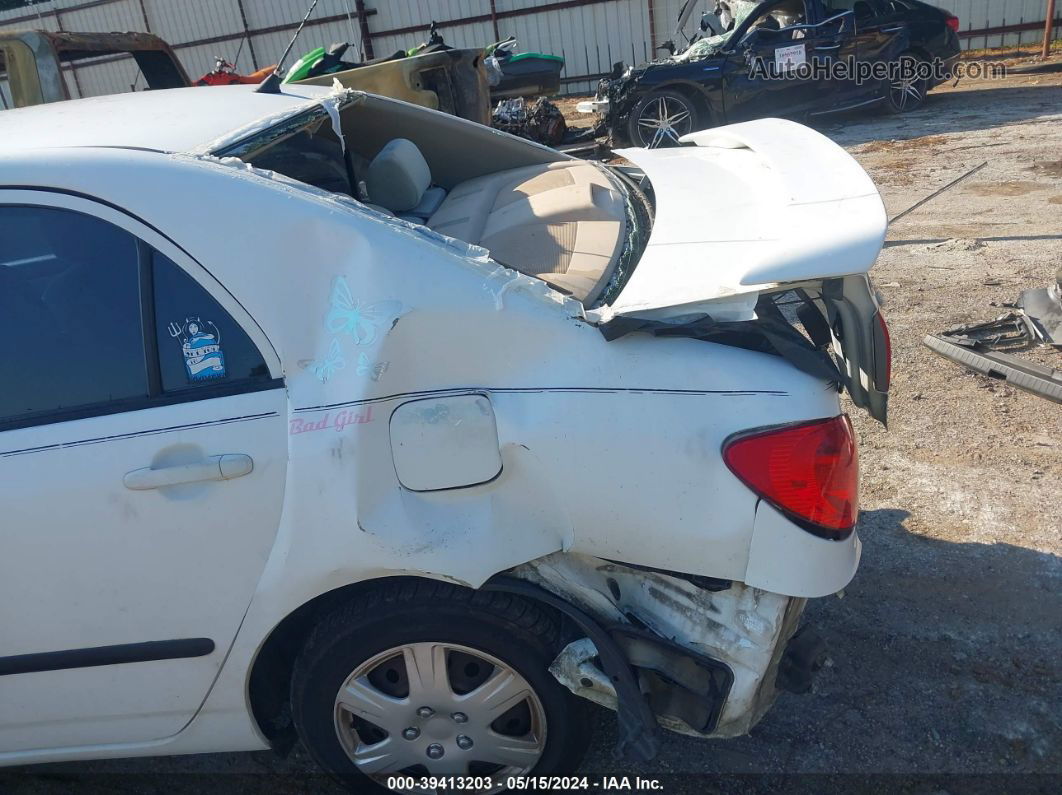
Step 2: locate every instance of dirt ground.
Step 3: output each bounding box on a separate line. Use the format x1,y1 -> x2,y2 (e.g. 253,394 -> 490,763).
4,61 -> 1060,795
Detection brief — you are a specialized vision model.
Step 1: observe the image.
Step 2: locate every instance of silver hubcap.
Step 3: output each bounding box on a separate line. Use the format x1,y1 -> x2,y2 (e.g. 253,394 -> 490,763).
333,642 -> 547,793
891,60 -> 924,111
636,95 -> 693,148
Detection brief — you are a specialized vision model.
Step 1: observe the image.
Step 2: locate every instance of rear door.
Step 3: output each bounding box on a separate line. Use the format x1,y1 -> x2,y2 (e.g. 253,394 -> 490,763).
816,0 -> 909,107
0,193 -> 287,752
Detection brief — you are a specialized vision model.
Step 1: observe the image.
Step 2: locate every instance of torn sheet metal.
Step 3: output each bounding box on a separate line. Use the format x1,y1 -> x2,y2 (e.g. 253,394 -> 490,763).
1018,280 -> 1062,347
934,312 -> 1032,351
514,552 -> 803,738
198,86 -> 360,157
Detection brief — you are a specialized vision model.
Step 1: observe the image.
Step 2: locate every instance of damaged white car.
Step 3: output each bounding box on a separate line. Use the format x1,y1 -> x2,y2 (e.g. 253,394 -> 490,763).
0,82 -> 889,791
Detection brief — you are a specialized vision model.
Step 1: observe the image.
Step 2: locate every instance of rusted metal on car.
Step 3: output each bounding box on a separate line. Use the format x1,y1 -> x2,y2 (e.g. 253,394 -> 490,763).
296,48 -> 492,125
0,30 -> 190,109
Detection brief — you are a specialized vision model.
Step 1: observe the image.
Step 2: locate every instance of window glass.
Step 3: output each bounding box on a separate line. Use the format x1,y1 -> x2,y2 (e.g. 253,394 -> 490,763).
0,206 -> 147,422
152,252 -> 270,392
821,1 -> 883,20
743,1 -> 810,43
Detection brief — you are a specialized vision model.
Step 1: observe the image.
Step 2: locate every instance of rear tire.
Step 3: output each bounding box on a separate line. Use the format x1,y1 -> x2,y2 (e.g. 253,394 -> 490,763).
883,53 -> 930,114
291,580 -> 591,794
627,89 -> 699,148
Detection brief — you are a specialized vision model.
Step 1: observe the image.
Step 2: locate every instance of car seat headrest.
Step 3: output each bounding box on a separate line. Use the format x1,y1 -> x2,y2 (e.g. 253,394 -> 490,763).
366,138 -> 432,212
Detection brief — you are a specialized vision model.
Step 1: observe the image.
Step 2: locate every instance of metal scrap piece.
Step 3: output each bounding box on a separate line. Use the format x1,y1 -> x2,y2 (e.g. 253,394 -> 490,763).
938,312 -> 1031,351
1018,280 -> 1062,347
924,335 -> 1062,404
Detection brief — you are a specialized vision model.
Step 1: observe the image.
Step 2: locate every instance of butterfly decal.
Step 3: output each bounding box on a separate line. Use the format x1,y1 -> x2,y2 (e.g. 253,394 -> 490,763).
313,338 -> 345,383
357,353 -> 390,382
326,276 -> 403,346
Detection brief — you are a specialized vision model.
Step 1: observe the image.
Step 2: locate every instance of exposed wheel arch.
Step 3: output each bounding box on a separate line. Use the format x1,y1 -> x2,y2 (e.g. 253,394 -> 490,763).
667,82 -> 720,127
246,574 -> 574,752
248,575 -> 452,750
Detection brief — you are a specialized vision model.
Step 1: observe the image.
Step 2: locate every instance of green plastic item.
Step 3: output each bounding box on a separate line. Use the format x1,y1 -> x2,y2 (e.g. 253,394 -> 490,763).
283,46 -> 326,84
504,52 -> 564,64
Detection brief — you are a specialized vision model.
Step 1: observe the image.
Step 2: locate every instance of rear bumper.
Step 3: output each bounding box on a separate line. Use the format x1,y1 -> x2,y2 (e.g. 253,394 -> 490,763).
924,335 -> 1062,404
515,552 -> 812,740
744,502 -> 862,598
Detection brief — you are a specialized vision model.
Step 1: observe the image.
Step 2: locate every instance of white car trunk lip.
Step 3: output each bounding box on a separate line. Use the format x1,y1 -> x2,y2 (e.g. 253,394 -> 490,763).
607,118 -> 887,319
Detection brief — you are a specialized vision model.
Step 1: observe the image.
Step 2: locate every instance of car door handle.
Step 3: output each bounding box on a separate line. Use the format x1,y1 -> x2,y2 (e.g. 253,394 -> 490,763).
123,454 -> 254,490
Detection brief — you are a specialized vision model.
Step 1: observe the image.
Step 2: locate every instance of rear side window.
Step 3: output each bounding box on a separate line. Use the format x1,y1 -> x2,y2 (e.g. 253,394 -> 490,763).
821,1 -> 886,19
0,206 -> 148,421
152,251 -> 270,393
0,204 -> 273,429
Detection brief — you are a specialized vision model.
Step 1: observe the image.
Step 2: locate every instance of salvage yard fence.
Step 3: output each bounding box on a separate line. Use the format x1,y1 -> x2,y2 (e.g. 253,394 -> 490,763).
1,0 -> 1059,105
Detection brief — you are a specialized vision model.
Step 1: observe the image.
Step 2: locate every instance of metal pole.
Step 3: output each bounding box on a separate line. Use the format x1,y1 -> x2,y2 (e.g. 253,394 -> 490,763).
236,0 -> 261,70
647,0 -> 657,53
489,0 -> 501,41
53,2 -> 85,100
1044,0 -> 1057,59
137,0 -> 151,30
354,0 -> 375,60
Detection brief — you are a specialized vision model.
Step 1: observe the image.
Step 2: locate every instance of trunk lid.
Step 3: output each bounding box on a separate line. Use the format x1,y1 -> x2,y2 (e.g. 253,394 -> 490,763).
605,118 -> 890,423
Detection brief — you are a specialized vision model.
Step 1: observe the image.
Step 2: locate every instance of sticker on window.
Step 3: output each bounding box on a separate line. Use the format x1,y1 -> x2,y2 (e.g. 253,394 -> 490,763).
169,318 -> 227,382
775,43 -> 806,72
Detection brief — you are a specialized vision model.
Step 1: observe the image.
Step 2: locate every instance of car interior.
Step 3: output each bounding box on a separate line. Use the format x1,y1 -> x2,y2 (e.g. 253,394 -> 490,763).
742,1 -> 810,42
238,93 -> 634,306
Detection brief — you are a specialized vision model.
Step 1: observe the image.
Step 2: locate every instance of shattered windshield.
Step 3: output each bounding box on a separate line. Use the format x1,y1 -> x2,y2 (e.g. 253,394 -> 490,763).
674,0 -> 760,61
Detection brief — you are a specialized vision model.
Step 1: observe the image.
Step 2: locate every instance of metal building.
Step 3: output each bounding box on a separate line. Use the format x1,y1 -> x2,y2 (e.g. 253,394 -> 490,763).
0,0 -> 1058,104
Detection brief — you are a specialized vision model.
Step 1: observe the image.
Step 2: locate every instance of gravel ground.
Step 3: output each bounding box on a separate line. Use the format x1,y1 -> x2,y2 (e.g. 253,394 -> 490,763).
4,65 -> 1060,795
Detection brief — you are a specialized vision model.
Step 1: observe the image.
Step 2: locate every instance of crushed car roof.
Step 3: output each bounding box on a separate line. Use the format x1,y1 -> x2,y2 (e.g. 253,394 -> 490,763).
0,84 -> 336,154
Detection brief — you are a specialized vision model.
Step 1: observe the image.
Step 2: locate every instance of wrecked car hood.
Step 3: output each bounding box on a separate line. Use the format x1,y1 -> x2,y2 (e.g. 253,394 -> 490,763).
608,118 -> 887,319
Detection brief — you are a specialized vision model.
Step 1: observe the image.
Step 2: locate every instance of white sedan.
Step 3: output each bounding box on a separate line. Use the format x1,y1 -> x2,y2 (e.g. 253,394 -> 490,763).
0,83 -> 890,792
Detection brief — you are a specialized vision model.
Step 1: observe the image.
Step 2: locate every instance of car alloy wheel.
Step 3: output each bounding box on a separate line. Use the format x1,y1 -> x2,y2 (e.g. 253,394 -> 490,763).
888,55 -> 928,113
333,642 -> 546,791
632,90 -> 697,148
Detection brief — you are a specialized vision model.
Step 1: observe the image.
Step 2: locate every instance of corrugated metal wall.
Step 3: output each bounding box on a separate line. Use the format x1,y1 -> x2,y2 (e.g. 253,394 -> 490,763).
1,0 -> 1058,105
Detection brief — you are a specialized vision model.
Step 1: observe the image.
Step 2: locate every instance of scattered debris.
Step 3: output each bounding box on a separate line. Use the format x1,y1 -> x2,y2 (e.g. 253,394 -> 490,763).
926,238 -> 986,253
492,97 -> 567,146
925,274 -> 1062,404
923,337 -> 1062,404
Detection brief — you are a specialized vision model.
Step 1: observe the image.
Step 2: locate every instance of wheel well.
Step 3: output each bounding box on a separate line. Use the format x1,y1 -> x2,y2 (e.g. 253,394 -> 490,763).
659,83 -> 713,120
246,574 -> 573,751
620,83 -> 714,146
248,575 -> 439,750
901,46 -> 933,66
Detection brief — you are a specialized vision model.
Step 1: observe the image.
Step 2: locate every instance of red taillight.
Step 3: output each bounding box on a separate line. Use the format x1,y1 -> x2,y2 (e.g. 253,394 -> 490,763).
874,311 -> 892,390
946,16 -> 960,32
723,416 -> 858,539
